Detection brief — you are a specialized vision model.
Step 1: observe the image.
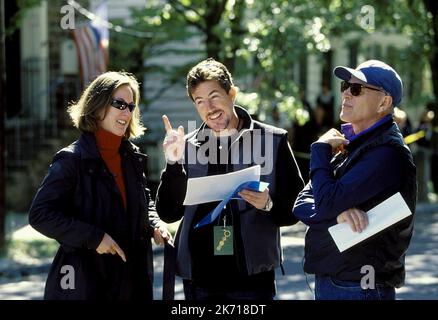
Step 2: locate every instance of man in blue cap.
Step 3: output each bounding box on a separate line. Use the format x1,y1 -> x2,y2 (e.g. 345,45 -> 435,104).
293,60 -> 417,300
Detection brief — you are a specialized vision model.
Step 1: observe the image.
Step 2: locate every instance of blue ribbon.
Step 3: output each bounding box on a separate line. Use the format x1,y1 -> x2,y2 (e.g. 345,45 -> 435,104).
194,181 -> 270,229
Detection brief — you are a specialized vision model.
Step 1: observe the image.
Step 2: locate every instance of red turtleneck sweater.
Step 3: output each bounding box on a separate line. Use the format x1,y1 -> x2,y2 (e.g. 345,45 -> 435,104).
95,129 -> 127,209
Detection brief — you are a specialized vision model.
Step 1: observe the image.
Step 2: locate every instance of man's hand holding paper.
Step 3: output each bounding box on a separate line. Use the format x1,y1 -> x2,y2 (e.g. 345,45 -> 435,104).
329,192 -> 412,253
238,188 -> 270,210
183,165 -> 266,205
182,165 -> 271,228
336,208 -> 369,233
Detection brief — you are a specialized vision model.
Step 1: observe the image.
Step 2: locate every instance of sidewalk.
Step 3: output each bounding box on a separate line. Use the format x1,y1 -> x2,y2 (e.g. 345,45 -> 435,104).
1,203 -> 438,300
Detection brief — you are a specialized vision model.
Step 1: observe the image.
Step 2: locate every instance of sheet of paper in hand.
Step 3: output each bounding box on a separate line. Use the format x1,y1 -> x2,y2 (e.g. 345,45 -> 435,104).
328,192 -> 412,252
183,165 -> 261,205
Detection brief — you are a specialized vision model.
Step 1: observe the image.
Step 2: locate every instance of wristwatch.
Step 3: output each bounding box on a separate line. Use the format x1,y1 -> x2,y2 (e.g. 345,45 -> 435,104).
262,196 -> 273,212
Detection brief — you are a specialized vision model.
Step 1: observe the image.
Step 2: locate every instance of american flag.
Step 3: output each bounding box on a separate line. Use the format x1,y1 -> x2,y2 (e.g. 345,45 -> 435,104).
71,1 -> 108,87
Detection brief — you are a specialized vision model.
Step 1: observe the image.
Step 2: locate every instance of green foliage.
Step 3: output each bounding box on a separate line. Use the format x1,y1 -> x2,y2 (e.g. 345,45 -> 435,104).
109,2 -> 206,108
109,0 -> 436,116
6,0 -> 437,113
5,0 -> 45,36
235,91 -> 261,116
2,239 -> 58,260
362,0 -> 438,105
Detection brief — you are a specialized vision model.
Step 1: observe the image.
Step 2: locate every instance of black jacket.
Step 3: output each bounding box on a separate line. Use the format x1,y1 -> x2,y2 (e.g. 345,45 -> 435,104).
156,106 -> 304,280
29,133 -> 162,299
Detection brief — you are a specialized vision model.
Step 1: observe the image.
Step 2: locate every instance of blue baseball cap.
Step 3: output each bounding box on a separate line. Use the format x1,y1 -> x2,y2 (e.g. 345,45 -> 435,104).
334,59 -> 403,107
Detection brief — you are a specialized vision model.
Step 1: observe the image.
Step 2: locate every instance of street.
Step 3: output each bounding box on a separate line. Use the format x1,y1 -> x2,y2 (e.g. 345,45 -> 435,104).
0,207 -> 437,300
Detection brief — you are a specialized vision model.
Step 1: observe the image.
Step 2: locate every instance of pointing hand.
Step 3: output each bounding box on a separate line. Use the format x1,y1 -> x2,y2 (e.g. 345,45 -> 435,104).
162,115 -> 185,163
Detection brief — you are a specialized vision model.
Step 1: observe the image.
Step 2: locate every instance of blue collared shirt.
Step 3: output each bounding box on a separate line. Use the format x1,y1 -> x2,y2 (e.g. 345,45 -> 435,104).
341,114 -> 393,141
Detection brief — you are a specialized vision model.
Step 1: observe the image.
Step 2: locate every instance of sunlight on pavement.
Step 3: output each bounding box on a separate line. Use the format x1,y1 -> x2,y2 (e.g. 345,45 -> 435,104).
407,276 -> 438,285
0,275 -> 46,300
1,211 -> 437,300
11,225 -> 51,241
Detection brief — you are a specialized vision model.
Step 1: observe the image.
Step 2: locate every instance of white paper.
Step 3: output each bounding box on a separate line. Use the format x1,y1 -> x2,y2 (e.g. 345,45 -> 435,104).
328,192 -> 412,252
183,165 -> 261,205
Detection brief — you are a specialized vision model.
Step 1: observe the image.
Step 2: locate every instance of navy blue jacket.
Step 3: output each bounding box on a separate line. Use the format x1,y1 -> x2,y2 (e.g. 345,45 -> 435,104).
293,118 -> 416,287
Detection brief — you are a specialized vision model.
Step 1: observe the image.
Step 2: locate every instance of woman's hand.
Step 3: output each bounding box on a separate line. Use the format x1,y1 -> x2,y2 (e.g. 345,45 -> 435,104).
153,225 -> 173,246
96,233 -> 126,262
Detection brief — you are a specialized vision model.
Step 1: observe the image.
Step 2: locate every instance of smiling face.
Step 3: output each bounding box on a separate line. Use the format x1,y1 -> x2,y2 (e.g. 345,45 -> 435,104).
98,85 -> 134,136
340,76 -> 392,134
192,80 -> 239,135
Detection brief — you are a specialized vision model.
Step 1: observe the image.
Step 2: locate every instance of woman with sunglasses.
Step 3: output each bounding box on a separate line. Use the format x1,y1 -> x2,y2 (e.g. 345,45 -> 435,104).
29,71 -> 171,300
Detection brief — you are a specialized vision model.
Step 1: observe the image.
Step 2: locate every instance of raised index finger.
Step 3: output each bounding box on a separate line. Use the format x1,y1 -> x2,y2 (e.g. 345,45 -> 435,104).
162,115 -> 173,134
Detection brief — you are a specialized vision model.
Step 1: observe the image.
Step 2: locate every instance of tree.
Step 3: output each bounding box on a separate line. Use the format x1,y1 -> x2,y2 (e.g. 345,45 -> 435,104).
420,0 -> 437,101
0,0 -> 6,251
422,0 -> 438,151
129,0 -> 438,114
365,0 -> 438,158
109,3 -> 205,107
124,0 -> 342,117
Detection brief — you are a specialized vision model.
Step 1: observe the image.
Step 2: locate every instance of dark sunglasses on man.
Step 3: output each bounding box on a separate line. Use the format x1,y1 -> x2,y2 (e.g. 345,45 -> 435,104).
110,98 -> 136,112
341,81 -> 388,97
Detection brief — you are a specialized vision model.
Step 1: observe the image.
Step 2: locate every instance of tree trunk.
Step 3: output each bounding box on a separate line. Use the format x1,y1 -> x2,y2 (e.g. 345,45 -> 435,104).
223,0 -> 246,74
424,0 -> 438,117
423,0 -> 438,195
205,27 -> 221,60
204,0 -> 227,60
0,0 -> 6,251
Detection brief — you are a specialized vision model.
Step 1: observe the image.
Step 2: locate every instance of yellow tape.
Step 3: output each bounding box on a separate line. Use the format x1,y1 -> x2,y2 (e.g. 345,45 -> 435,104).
404,130 -> 426,145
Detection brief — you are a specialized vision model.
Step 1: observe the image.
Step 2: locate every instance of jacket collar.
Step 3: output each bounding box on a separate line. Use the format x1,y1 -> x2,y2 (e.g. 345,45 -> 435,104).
341,114 -> 393,142
344,118 -> 397,153
79,132 -> 147,160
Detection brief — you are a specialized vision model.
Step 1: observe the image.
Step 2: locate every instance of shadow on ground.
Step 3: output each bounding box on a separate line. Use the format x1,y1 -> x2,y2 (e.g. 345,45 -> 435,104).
1,208 -> 438,300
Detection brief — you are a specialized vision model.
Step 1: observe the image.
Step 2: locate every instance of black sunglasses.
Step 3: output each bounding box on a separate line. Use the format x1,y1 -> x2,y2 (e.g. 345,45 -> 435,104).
341,81 -> 387,96
110,98 -> 136,112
